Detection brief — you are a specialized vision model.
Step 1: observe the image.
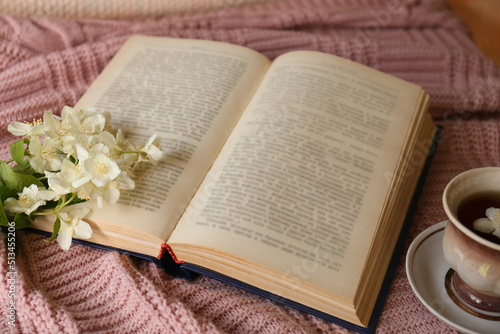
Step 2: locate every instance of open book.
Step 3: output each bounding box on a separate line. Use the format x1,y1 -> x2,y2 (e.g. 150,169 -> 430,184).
31,35 -> 438,332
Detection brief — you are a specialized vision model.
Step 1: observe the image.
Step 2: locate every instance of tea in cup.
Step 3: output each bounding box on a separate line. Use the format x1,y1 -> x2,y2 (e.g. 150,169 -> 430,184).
442,167 -> 500,319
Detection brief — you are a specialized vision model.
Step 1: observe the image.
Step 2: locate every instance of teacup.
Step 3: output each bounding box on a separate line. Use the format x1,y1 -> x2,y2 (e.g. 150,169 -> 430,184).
442,167 -> 500,319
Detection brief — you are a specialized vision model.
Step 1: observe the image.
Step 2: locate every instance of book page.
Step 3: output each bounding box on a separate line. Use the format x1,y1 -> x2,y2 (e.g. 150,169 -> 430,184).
75,36 -> 270,240
169,51 -> 424,300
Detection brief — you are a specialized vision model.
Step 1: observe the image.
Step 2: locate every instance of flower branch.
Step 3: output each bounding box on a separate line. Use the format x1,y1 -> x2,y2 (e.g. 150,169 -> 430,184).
0,106 -> 162,250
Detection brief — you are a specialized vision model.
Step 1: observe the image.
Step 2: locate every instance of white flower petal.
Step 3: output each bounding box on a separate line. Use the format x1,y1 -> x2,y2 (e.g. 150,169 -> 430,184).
68,207 -> 90,219
4,197 -> 23,213
29,136 -> 42,155
29,157 -> 47,174
97,131 -> 116,148
8,122 -> 32,136
485,207 -> 500,224
46,155 -> 63,172
107,161 -> 121,180
47,174 -> 72,195
96,195 -> 103,208
42,110 -> 55,123
148,145 -> 163,161
473,218 -> 496,233
72,175 -> 91,188
117,173 -> 135,190
91,174 -> 110,187
73,220 -> 92,240
139,134 -> 162,162
57,230 -> 73,251
89,143 -> 108,156
105,186 -> 120,204
61,105 -> 77,118
76,143 -> 89,161
37,189 -> 58,201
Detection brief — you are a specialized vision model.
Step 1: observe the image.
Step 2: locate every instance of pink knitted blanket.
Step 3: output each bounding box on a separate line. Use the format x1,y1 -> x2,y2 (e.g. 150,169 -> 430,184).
1,0 -> 499,333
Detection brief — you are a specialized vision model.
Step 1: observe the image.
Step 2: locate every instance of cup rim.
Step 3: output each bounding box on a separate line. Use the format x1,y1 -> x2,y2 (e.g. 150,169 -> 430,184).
443,167 -> 500,252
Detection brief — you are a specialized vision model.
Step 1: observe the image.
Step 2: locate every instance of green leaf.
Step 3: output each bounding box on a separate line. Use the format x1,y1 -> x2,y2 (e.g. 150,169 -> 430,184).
0,185 -> 17,202
47,217 -> 61,242
0,161 -> 43,192
10,138 -> 29,166
0,200 -> 9,226
13,213 -> 31,229
12,157 -> 36,175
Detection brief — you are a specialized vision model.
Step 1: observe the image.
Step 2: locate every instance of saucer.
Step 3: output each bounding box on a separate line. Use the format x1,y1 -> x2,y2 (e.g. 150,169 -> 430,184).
406,221 -> 499,334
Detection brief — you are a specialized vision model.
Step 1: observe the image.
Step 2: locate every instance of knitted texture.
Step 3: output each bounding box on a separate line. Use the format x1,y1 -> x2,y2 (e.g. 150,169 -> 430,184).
0,0 -> 279,19
0,0 -> 499,333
